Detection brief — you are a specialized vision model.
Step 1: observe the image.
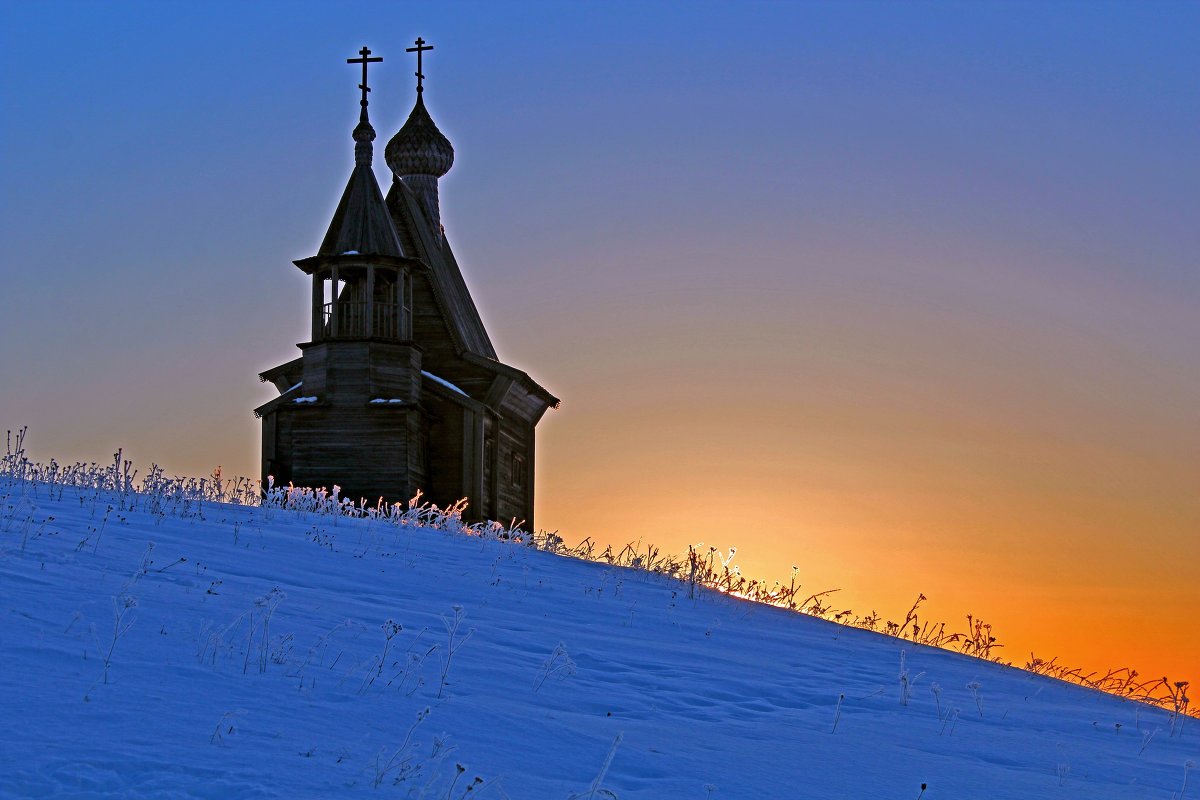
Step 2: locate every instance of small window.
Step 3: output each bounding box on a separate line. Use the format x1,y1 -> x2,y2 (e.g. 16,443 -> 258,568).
400,271 -> 413,339
511,453 -> 526,489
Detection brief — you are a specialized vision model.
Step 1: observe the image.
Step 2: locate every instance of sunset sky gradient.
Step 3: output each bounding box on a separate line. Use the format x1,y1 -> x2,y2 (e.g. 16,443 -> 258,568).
2,2 -> 1196,680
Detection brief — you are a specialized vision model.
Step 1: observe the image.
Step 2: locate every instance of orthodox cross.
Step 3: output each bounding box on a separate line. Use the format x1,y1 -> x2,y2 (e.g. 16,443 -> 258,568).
407,37 -> 433,94
347,46 -> 383,110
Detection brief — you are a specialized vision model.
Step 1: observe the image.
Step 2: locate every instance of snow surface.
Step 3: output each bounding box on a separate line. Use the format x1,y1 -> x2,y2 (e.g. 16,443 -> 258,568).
2,491 -> 1196,798
421,371 -> 468,397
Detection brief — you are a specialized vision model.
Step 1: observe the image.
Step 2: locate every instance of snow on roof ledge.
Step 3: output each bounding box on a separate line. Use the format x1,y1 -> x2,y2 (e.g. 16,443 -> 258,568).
293,396 -> 318,404
421,370 -> 467,396
369,398 -> 407,404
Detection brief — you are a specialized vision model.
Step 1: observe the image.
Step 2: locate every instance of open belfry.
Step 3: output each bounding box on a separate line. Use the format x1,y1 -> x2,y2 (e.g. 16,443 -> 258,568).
256,41 -> 558,528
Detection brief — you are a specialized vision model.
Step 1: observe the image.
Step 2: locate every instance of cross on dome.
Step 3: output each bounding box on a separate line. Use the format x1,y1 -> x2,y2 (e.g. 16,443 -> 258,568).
347,46 -> 383,113
407,37 -> 433,94
346,46 -> 382,166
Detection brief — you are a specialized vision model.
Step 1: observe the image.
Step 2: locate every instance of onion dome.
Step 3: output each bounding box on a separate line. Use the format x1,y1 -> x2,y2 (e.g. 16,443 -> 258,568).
385,96 -> 454,178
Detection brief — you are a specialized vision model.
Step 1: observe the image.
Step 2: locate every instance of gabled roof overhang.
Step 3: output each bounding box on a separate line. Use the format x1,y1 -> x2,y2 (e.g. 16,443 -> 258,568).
462,352 -> 560,411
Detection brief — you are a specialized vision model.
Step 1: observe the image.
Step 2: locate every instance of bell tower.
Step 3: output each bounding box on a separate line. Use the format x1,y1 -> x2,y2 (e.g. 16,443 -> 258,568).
256,46 -> 427,503
257,41 -> 559,524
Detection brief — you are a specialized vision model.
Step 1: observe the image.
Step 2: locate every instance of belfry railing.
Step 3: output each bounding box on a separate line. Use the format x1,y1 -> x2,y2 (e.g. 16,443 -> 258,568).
321,301 -> 408,340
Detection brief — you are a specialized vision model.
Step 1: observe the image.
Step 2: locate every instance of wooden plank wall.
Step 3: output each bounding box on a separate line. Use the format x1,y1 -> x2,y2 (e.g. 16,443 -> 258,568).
277,406 -> 414,507
423,393 -> 466,512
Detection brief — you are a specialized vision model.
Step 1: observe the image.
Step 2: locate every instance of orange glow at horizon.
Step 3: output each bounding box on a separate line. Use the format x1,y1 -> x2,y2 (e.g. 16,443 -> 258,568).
537,430 -> 1198,683
526,252 -> 1199,685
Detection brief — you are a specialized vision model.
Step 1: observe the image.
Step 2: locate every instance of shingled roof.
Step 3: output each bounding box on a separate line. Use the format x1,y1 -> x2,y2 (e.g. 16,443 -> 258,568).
319,165 -> 404,258
318,109 -> 404,259
386,178 -> 496,359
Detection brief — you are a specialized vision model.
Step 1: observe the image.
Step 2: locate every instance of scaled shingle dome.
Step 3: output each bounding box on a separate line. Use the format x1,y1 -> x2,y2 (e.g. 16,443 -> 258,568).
385,96 -> 454,178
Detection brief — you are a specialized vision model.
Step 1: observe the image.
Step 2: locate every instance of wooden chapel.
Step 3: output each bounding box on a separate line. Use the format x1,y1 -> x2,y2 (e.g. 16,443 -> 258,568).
255,42 -> 558,528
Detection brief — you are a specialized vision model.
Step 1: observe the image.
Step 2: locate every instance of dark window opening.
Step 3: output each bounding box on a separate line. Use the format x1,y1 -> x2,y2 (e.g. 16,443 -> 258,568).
511,453 -> 526,489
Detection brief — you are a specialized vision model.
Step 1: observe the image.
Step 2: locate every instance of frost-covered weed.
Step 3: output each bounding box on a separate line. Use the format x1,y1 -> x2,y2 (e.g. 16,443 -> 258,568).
566,733 -> 623,800
385,629 -> 439,697
3,428 -> 257,522
438,605 -> 474,699
967,681 -> 984,717
91,504 -> 113,553
1174,759 -> 1194,800
100,594 -> 137,685
371,706 -> 430,788
533,642 -> 577,693
287,619 -> 357,687
1166,682 -> 1191,737
898,651 -> 925,707
940,707 -> 960,737
210,710 -> 244,746
254,588 -> 285,674
361,618 -> 404,693
18,512 -> 51,552
1055,743 -> 1070,786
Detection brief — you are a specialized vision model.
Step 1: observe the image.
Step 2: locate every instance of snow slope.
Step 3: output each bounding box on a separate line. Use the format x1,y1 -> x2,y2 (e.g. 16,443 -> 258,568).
1,487 -> 1196,798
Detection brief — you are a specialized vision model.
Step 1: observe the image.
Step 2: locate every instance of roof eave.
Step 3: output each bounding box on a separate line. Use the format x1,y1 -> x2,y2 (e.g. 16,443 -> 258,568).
293,253 -> 425,274
461,352 -> 560,410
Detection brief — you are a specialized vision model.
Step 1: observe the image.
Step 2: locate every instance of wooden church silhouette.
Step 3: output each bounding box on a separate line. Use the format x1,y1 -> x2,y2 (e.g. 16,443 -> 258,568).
256,42 -> 558,528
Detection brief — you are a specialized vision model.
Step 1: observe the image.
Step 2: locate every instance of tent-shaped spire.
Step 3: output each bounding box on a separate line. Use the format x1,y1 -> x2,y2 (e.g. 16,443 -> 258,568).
318,47 -> 404,258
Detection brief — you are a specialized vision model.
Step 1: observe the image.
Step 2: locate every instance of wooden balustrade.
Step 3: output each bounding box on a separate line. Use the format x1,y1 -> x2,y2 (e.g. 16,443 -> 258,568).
320,301 -> 408,340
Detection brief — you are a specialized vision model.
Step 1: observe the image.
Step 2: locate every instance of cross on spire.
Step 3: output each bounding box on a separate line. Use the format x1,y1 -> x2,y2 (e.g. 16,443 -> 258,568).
347,46 -> 383,114
407,37 -> 433,94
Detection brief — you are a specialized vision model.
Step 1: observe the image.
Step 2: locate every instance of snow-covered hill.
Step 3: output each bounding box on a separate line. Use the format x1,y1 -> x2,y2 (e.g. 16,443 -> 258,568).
1,479 -> 1195,798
